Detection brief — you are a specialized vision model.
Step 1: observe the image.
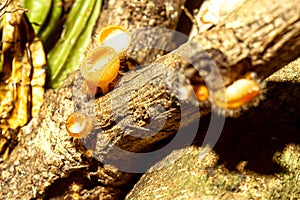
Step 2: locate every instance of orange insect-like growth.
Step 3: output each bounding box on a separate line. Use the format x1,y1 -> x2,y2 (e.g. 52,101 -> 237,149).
81,46 -> 120,94
66,112 -> 93,139
194,85 -> 209,102
212,78 -> 261,110
98,25 -> 131,55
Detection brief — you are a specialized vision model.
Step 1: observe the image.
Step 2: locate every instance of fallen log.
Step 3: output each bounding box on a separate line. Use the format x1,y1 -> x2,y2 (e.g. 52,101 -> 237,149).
1,0 -> 300,199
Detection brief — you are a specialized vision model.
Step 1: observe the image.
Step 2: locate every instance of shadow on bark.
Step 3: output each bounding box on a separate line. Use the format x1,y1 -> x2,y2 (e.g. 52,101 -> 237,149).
193,81 -> 300,174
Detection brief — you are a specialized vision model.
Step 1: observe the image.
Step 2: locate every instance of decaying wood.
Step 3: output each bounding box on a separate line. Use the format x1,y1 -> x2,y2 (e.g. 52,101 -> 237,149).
193,0 -> 300,85
188,0 -> 246,38
1,0 -> 300,199
95,0 -> 186,64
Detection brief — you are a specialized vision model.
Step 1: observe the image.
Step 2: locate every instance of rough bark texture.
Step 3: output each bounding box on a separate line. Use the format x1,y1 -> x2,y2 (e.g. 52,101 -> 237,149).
1,0 -> 300,199
189,0 -> 300,87
126,57 -> 300,199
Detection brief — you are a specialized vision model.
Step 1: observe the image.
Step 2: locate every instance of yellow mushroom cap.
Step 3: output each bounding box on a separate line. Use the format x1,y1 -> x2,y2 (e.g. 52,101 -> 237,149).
98,25 -> 131,54
66,112 -> 93,138
213,79 -> 260,109
81,46 -> 120,94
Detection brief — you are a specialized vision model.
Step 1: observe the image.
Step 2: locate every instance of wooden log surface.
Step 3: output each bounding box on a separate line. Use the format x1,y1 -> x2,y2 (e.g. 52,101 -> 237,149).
1,0 -> 300,199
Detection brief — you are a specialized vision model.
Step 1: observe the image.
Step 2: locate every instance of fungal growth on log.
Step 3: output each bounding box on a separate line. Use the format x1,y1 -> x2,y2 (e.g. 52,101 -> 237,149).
1,0 -> 300,199
97,25 -> 132,55
81,46 -> 120,94
212,77 -> 262,116
65,112 -> 93,139
81,25 -> 131,94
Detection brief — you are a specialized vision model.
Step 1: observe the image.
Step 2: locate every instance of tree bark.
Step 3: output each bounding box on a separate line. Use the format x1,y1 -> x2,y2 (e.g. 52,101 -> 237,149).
1,0 -> 300,199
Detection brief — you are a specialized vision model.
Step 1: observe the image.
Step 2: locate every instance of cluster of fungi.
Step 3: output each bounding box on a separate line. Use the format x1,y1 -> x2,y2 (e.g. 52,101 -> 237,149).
65,25 -> 263,139
66,25 -> 131,139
